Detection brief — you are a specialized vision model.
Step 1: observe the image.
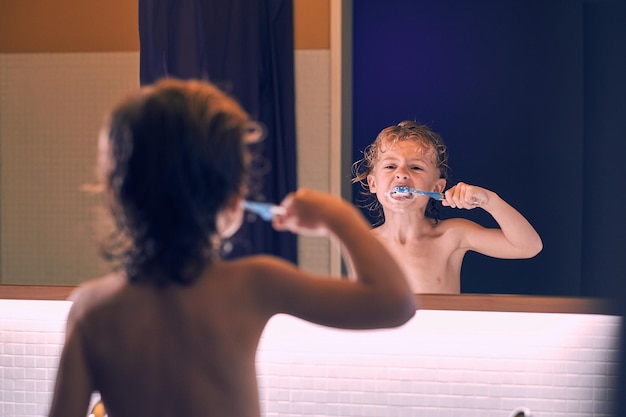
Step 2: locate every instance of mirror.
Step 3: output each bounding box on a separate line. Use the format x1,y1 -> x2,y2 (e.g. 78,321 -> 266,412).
1,1 -> 624,298
0,2 -> 139,285
0,0 -> 335,287
351,0 -> 626,297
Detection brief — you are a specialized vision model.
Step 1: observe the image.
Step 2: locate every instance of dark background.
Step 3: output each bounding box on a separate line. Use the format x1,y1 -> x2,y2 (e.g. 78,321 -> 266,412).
352,0 -> 626,297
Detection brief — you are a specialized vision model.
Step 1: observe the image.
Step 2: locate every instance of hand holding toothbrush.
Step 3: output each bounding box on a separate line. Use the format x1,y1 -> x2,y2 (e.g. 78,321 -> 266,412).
270,189 -> 353,237
392,182 -> 490,210
440,182 -> 491,210
244,189 -> 344,236
244,188 -> 376,238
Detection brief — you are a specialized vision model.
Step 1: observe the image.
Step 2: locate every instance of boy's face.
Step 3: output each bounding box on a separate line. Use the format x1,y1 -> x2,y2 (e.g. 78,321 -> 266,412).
367,139 -> 446,212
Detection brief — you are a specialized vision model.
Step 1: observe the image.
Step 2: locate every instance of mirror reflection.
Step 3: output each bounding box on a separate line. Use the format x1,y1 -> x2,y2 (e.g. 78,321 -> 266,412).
352,0 -> 626,297
1,1 -> 624,298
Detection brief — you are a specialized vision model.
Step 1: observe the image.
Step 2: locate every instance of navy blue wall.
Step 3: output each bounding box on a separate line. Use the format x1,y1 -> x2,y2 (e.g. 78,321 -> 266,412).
353,0 -> 626,296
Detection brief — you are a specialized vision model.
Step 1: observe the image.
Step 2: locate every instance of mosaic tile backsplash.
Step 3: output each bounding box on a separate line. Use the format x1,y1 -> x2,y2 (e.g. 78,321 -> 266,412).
0,299 -> 621,417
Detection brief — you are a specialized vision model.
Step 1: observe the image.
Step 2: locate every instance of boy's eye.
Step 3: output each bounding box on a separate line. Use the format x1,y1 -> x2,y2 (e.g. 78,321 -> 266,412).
411,166 -> 423,171
384,165 -> 396,170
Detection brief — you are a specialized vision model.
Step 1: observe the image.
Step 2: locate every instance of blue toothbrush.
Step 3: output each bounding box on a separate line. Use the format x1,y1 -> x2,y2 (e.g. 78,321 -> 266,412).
392,186 -> 445,201
242,200 -> 286,221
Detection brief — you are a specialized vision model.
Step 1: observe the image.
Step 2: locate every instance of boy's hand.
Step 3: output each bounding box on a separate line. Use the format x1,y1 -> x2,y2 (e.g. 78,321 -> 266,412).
442,182 -> 491,209
272,188 -> 353,236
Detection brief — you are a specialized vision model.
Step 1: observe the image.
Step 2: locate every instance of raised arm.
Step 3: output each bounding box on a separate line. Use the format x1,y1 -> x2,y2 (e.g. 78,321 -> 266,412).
265,188 -> 416,329
443,182 -> 543,258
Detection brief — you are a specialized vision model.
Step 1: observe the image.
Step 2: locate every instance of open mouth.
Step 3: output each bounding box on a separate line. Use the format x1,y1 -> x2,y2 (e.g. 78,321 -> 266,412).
388,188 -> 414,200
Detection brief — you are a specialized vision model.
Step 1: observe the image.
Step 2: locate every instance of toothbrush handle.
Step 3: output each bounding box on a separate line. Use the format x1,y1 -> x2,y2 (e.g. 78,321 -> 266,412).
392,186 -> 444,201
242,200 -> 285,221
419,190 -> 445,201
407,188 -> 445,201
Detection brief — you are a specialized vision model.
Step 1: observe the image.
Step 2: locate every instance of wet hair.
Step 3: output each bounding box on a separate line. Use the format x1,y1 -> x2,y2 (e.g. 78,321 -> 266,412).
98,78 -> 250,286
351,120 -> 449,225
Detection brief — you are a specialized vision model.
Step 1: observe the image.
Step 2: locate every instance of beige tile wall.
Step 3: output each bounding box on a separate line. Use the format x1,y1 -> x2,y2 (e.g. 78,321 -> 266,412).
295,49 -> 331,275
0,52 -> 140,284
0,50 -> 333,284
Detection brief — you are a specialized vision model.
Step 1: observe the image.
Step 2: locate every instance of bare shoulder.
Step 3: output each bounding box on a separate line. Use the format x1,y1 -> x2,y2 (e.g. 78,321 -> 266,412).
413,217 -> 483,250
67,274 -> 127,320
227,255 -> 308,286
435,217 -> 491,252
223,254 -> 340,314
436,217 -> 483,233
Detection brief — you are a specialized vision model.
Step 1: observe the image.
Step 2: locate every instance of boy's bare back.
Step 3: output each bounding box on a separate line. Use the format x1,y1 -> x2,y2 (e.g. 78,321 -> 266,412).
58,210 -> 415,417
61,262 -> 276,417
48,80 -> 416,417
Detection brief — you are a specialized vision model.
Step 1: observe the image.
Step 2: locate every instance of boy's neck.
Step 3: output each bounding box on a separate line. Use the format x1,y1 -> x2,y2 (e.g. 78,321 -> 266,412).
375,213 -> 437,243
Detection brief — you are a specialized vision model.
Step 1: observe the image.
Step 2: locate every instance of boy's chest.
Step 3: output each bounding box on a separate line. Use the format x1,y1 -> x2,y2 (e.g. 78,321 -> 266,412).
381,235 -> 464,294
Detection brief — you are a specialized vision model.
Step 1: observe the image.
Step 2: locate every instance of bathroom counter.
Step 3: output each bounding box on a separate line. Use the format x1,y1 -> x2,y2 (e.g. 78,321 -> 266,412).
0,284 -> 76,300
1,293 -> 620,417
1,285 -> 621,417
0,284 -> 619,315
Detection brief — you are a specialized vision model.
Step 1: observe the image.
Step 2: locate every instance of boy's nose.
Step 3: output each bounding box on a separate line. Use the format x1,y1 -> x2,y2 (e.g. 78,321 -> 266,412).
395,172 -> 409,179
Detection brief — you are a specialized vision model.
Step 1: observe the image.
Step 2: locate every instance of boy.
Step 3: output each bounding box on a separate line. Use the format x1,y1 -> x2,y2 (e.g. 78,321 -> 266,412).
352,120 -> 543,294
48,80 -> 416,417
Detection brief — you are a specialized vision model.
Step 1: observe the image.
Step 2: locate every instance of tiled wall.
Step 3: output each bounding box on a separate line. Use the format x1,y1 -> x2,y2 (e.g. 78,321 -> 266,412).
0,299 -> 621,417
0,52 -> 140,286
0,50 -> 333,285
294,49 -> 332,276
0,300 -> 72,417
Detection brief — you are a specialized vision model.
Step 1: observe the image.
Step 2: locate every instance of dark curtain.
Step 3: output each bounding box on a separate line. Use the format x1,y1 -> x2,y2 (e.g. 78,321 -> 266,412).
138,0 -> 298,263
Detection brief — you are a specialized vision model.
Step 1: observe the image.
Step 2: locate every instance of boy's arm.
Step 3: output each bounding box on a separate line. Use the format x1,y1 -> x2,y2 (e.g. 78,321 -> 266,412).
443,182 -> 543,259
48,300 -> 95,417
263,188 -> 416,329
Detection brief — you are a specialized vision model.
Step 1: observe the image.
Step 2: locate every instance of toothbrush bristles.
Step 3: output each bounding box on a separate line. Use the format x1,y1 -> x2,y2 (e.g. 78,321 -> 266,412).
392,186 -> 444,201
392,186 -> 411,195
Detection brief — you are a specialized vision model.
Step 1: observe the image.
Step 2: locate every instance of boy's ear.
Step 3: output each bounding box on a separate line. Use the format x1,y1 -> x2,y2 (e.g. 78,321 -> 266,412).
217,192 -> 245,238
367,174 -> 377,192
435,178 -> 446,193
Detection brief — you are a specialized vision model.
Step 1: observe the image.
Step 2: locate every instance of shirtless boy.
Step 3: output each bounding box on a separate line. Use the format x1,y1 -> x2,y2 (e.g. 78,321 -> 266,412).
352,120 -> 543,294
48,79 -> 416,417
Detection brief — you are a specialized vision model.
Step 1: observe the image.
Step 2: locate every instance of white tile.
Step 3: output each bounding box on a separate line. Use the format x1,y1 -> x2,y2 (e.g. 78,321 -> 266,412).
1,301 -> 622,417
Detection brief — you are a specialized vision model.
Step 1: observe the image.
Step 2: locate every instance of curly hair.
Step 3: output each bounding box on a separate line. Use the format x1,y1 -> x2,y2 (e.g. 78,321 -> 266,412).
98,79 -> 250,286
351,121 -> 449,225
